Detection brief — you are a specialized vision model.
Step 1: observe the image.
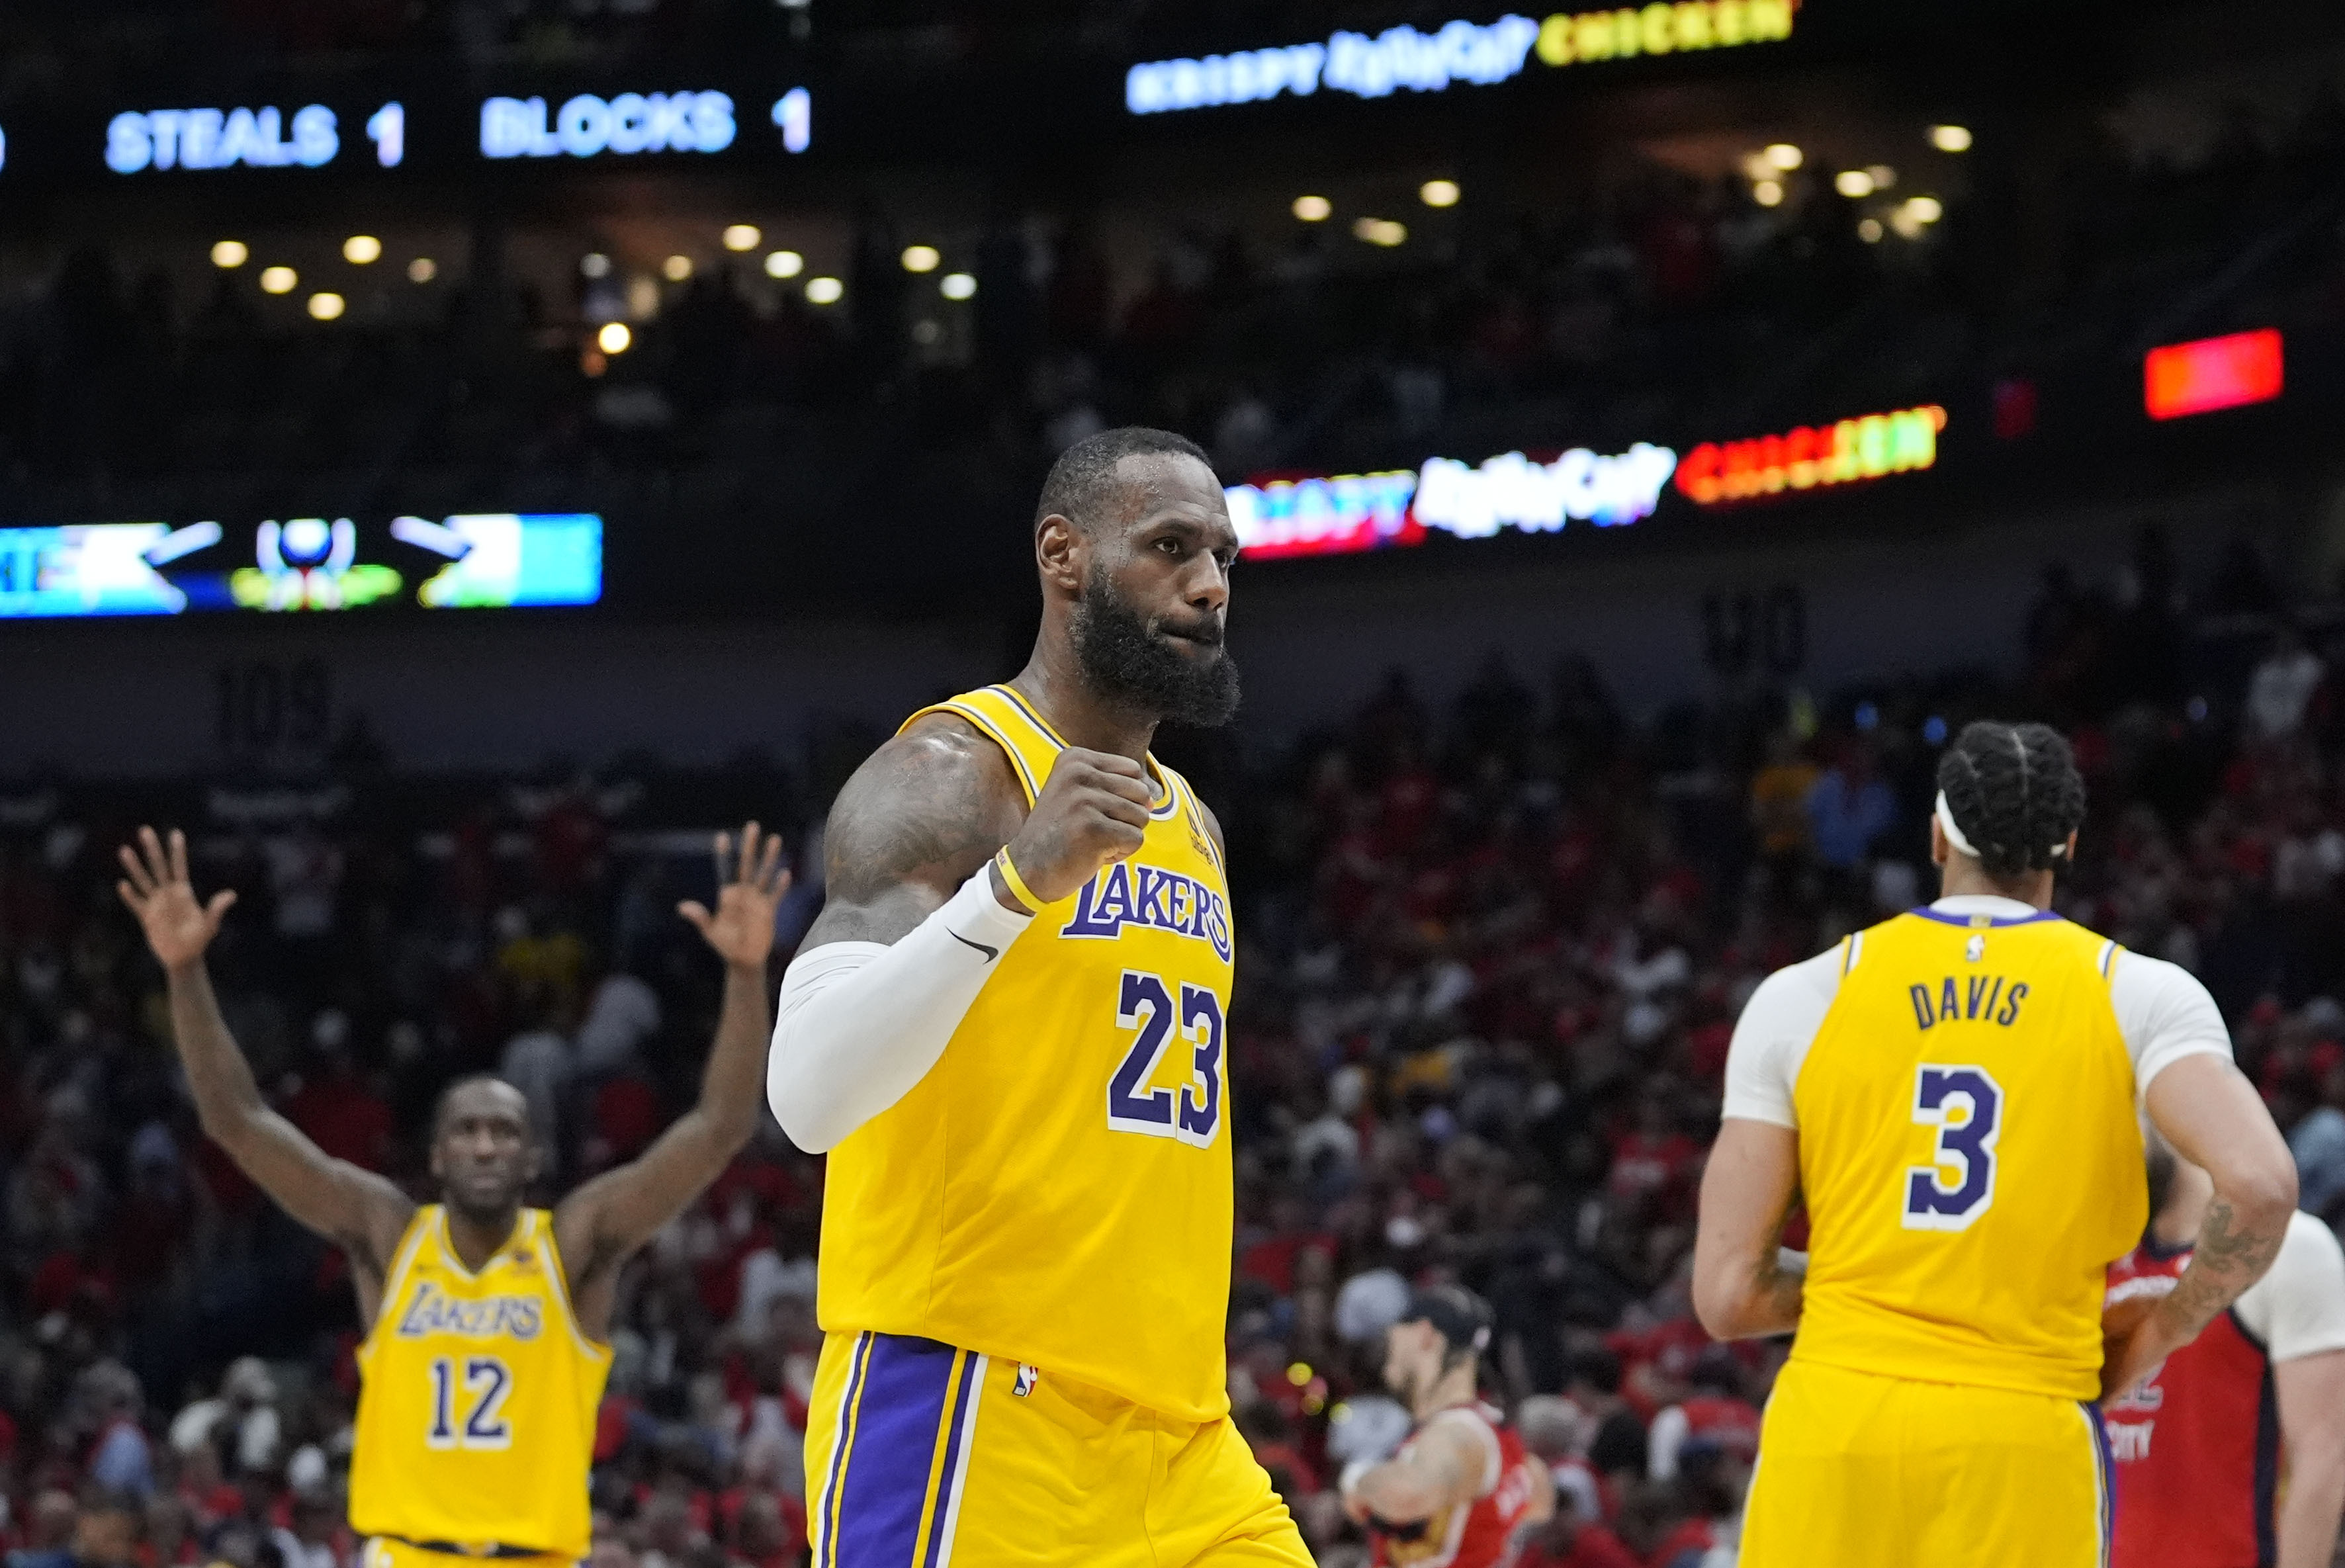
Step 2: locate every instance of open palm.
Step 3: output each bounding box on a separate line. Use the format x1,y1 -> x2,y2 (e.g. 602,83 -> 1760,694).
117,826 -> 238,971
678,821 -> 791,970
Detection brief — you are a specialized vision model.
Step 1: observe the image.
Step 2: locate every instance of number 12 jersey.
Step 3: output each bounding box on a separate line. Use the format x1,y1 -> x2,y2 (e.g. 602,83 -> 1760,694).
348,1207 -> 612,1558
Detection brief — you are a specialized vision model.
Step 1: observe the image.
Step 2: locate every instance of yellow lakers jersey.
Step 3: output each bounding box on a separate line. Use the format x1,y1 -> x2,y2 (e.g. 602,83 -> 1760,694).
1791,908 -> 2146,1401
349,1207 -> 612,1557
817,684 -> 1237,1422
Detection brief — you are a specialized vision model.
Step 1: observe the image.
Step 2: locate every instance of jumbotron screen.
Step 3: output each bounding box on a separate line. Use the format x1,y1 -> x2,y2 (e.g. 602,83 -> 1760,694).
0,511 -> 601,617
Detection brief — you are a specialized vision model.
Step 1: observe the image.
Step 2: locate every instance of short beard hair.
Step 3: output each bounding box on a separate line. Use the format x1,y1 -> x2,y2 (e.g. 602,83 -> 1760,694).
1070,566 -> 1241,727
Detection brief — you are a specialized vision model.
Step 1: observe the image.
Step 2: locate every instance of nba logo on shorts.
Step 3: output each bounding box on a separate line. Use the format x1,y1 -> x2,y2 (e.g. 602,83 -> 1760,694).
1014,1364 -> 1039,1398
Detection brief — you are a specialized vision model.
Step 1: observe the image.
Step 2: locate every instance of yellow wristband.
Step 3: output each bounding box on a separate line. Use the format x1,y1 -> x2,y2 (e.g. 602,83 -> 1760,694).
993,847 -> 1043,914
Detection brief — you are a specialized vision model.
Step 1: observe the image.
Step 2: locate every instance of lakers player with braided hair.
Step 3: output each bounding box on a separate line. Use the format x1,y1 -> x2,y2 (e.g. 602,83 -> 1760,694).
1694,720 -> 2299,1567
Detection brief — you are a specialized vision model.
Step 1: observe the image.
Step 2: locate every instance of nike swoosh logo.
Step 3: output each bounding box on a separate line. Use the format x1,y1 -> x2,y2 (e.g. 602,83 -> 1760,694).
948,931 -> 998,962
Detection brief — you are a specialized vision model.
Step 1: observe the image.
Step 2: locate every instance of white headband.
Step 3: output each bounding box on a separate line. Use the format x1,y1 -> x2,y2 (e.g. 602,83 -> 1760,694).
1935,790 -> 2068,860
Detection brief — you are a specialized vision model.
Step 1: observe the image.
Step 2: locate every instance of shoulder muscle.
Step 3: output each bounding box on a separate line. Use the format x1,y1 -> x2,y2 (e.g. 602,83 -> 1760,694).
806,713 -> 1026,945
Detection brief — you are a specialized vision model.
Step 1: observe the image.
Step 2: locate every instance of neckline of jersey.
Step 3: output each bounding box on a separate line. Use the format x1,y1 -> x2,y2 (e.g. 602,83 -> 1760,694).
435,1205 -> 527,1282
1905,905 -> 2064,928
986,683 -> 1176,814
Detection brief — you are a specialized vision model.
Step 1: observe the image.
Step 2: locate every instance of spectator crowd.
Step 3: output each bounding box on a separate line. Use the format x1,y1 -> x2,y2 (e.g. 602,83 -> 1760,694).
1,529 -> 2342,1567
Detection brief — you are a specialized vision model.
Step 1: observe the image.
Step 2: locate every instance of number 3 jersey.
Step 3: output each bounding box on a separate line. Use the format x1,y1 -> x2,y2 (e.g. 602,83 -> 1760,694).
348,1207 -> 612,1557
1724,896 -> 2231,1401
816,685 -> 1237,1424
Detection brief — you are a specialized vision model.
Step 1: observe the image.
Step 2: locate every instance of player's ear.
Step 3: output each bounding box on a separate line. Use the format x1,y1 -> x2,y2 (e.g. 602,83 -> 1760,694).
1036,513 -> 1085,597
1928,813 -> 1952,869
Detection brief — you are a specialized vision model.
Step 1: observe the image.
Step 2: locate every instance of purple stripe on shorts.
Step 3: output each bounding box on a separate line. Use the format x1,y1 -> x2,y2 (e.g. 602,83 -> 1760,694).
834,1334 -> 957,1568
918,1352 -> 981,1568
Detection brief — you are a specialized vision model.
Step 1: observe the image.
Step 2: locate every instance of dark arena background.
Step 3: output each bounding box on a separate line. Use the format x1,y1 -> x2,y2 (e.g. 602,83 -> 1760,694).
4,0 -> 2345,1564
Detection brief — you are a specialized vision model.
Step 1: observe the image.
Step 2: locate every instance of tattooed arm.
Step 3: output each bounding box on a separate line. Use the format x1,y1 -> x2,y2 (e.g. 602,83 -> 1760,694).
2105,1054 -> 2300,1399
1693,1119 -> 1808,1339
765,713 -> 1152,1151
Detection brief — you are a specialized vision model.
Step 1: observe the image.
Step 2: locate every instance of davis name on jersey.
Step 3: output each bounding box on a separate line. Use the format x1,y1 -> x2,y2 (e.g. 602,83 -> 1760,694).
394,1282 -> 546,1340
1906,975 -> 2030,1029
1060,857 -> 1232,960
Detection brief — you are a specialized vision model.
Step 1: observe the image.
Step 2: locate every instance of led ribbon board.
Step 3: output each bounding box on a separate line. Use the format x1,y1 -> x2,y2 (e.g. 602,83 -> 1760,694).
1674,406 -> 1945,505
1127,0 -> 1792,114
1228,444 -> 1677,558
0,513 -> 601,617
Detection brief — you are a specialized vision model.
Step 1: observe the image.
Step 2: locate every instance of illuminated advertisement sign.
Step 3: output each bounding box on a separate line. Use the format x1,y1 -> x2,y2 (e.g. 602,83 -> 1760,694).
0,513 -> 601,618
2145,329 -> 2282,421
1228,443 -> 1677,558
1127,0 -> 1792,114
1674,406 -> 1945,505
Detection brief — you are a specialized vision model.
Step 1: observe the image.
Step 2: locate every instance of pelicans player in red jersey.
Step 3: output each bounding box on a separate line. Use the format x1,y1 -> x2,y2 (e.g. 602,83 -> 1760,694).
116,822 -> 790,1568
766,428 -> 1309,1566
1343,1287 -> 1553,1567
1694,721 -> 2301,1568
2105,1140 -> 2345,1568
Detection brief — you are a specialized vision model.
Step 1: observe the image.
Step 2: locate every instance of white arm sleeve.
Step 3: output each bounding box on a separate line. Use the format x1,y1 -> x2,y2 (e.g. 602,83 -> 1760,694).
2109,951 -> 2234,1098
765,869 -> 1034,1153
2234,1211 -> 2345,1363
1721,947 -> 1843,1130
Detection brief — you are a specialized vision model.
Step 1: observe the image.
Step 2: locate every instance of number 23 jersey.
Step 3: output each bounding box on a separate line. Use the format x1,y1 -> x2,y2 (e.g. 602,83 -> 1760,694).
1724,896 -> 2231,1401
348,1207 -> 612,1557
817,685 -> 1237,1423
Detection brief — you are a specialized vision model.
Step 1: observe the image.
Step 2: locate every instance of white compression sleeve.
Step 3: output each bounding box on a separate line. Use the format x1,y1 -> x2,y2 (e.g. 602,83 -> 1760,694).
765,868 -> 1034,1153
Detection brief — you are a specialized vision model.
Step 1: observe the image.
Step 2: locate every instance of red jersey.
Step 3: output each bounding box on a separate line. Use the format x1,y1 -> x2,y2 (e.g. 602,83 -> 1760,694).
2104,1242 -> 2276,1568
1373,1404 -> 1542,1568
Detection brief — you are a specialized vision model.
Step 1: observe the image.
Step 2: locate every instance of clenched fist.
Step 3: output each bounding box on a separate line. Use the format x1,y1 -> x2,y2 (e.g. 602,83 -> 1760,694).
995,747 -> 1154,908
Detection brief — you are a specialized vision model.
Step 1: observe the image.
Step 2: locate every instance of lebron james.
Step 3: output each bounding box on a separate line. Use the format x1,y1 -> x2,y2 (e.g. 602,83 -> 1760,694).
766,427 -> 1309,1566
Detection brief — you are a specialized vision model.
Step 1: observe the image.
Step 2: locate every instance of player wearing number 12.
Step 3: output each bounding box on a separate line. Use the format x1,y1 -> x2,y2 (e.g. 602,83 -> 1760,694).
1693,722 -> 2299,1568
114,822 -> 793,1568
767,428 -> 1309,1566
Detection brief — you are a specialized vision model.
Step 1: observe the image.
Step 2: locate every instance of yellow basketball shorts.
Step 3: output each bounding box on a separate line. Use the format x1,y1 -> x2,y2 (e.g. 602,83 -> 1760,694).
1740,1360 -> 2114,1568
359,1540 -> 572,1568
803,1330 -> 1311,1568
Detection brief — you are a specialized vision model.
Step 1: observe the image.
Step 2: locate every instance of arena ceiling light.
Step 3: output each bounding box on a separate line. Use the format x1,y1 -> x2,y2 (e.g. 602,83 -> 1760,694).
763,249 -> 804,279
1904,195 -> 1943,223
940,272 -> 977,300
901,245 -> 941,273
1419,179 -> 1460,208
805,276 -> 844,304
1929,124 -> 1973,152
662,254 -> 693,282
1352,216 -> 1407,247
1292,195 -> 1332,222
210,240 -> 249,268
1857,218 -> 1884,243
723,224 -> 762,252
1763,142 -> 1802,171
343,234 -> 382,264
1753,180 -> 1783,207
597,322 -> 633,354
581,252 -> 613,279
1867,165 -> 1897,189
307,291 -> 345,320
408,257 -> 437,283
1834,169 -> 1874,198
259,265 -> 297,294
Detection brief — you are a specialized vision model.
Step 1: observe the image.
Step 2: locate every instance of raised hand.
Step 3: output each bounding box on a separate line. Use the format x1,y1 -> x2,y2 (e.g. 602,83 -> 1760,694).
677,821 -> 791,971
998,746 -> 1153,906
117,826 -> 238,973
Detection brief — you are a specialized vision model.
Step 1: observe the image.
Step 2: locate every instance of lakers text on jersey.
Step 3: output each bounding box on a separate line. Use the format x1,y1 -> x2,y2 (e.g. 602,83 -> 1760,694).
816,684 -> 1237,1422
349,1207 -> 612,1560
